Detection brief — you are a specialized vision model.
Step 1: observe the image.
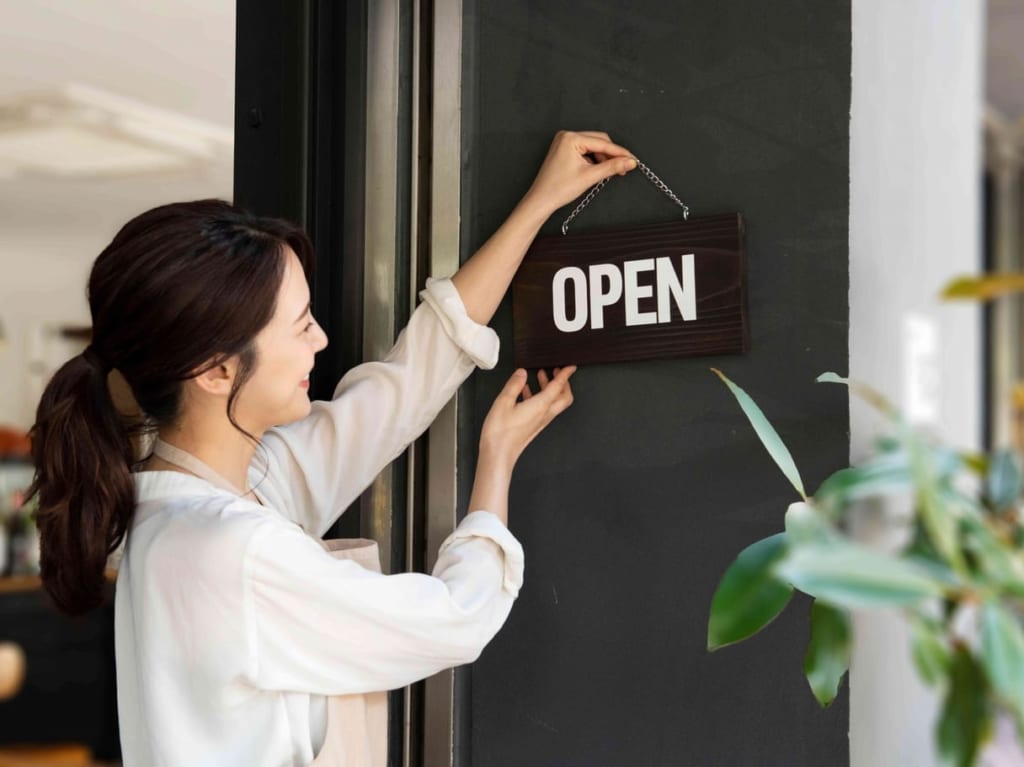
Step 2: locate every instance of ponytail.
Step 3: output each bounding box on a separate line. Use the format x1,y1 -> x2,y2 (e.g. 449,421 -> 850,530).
26,346 -> 135,616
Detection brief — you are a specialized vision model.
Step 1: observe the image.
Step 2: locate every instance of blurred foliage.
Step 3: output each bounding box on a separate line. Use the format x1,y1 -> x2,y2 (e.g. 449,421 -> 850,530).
707,369 -> 1024,767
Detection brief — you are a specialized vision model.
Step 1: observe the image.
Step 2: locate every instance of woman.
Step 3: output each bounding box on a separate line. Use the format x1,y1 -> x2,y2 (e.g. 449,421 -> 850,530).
27,131 -> 637,765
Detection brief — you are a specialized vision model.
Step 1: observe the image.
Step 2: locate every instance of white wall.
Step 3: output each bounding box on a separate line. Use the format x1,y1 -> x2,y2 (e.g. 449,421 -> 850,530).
0,231 -> 96,430
0,168 -> 233,432
0,0 -> 235,433
849,2 -> 985,765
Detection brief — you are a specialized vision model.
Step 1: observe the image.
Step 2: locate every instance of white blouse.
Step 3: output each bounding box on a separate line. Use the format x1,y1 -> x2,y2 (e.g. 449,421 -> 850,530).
114,278 -> 525,766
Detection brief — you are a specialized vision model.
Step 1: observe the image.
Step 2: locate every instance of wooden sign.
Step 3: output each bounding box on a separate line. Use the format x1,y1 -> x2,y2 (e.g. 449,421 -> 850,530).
512,213 -> 749,368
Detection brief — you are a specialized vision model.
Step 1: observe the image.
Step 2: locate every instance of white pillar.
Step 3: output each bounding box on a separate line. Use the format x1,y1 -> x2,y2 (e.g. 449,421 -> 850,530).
849,2 -> 984,766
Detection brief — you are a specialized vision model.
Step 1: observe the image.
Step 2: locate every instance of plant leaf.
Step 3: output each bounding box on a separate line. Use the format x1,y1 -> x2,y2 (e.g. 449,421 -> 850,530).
937,645 -> 993,767
708,533 -> 794,651
910,613 -> 951,686
987,449 -> 1023,511
711,368 -> 806,500
813,451 -> 913,516
981,603 -> 1024,729
803,601 -> 850,707
942,273 -> 1024,301
816,372 -> 848,385
773,541 -> 948,609
960,514 -> 1024,595
816,371 -> 896,417
962,451 -> 989,477
903,427 -> 966,576
784,501 -> 836,544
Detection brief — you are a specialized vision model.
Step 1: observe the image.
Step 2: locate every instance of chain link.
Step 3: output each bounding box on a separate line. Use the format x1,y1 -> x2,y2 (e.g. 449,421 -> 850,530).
560,160 -> 689,235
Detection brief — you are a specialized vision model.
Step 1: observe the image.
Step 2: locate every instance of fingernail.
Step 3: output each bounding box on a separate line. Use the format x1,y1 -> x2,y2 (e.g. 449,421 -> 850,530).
514,368 -> 527,378
629,158 -> 638,169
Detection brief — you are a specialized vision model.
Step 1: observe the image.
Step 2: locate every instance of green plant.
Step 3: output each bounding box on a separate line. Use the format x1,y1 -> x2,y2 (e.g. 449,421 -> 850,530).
706,368 -> 1024,767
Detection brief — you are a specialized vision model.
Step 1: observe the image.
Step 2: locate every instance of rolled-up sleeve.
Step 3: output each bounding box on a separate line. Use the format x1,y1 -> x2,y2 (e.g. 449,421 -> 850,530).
252,277 -> 500,537
417,278 -> 499,369
244,510 -> 524,696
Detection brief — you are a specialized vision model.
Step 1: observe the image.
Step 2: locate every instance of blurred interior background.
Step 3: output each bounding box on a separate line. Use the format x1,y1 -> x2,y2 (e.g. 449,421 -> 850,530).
0,1 -> 233,763
985,0 -> 1024,452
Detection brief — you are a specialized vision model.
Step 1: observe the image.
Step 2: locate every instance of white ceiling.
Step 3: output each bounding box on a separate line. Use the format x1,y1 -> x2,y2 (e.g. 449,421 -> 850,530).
0,0 -> 234,128
0,2 -> 1022,244
0,0 -> 235,247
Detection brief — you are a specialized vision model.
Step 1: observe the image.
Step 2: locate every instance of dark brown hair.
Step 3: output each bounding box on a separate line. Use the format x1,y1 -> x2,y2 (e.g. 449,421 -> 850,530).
26,199 -> 314,616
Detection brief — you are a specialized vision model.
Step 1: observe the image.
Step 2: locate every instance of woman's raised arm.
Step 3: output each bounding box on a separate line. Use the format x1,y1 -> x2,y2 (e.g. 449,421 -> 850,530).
450,130 -> 637,325
254,131 -> 635,535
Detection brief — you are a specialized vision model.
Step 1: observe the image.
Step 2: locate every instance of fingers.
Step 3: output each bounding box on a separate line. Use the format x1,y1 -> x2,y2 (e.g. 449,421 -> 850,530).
565,131 -> 610,150
557,131 -> 638,184
505,366 -> 577,406
499,368 -> 528,404
535,366 -> 573,391
587,154 -> 638,185
553,365 -> 577,392
568,133 -> 633,162
541,366 -> 575,418
576,132 -> 612,163
530,365 -> 577,407
553,130 -> 633,165
549,378 -> 575,416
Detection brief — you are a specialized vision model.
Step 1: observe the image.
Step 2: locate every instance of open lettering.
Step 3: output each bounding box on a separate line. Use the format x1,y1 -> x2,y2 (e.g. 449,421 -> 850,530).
551,254 -> 696,333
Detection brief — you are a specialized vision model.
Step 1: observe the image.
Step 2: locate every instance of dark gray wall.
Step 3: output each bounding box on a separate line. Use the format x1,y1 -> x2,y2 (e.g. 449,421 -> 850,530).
457,2 -> 851,765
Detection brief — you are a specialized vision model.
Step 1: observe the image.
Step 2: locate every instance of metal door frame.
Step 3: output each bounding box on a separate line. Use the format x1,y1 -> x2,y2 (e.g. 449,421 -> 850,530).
236,1 -> 463,763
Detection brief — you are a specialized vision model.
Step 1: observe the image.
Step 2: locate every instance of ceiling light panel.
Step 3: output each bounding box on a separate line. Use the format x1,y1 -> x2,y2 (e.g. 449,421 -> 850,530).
0,83 -> 232,179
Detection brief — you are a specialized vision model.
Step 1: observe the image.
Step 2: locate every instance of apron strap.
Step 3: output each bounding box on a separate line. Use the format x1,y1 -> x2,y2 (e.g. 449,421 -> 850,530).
151,438 -> 260,502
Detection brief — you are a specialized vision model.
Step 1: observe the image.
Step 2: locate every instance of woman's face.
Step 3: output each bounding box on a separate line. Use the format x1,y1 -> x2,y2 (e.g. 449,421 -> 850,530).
237,246 -> 328,432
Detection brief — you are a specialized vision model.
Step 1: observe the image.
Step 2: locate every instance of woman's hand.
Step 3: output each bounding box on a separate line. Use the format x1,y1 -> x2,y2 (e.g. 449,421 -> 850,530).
468,367 -> 577,525
480,366 -> 577,470
522,130 -> 638,217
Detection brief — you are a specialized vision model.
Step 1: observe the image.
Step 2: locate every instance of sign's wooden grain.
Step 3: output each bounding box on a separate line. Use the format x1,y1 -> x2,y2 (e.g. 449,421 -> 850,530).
512,213 -> 748,368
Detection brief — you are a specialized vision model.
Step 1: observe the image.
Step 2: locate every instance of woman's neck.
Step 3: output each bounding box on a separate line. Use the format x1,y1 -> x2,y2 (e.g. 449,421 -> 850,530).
148,418 -> 262,500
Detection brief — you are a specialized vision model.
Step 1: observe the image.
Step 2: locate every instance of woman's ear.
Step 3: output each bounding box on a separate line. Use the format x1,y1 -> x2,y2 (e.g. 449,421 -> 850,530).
190,357 -> 238,398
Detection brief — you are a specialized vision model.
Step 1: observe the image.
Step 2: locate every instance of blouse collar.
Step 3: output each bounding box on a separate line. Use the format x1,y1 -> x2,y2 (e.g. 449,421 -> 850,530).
131,470 -> 267,528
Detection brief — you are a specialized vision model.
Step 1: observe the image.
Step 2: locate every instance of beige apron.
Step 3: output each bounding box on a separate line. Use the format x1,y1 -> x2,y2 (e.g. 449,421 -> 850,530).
151,440 -> 388,767
309,536 -> 388,767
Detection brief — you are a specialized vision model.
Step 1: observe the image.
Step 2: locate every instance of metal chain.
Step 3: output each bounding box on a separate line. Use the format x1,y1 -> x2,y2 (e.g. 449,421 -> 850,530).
560,160 -> 690,235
